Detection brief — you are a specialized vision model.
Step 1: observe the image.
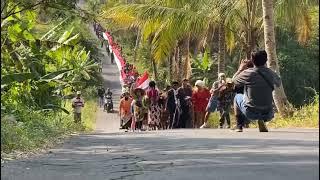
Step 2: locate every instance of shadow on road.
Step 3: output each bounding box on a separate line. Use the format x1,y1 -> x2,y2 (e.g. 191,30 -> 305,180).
2,130 -> 318,180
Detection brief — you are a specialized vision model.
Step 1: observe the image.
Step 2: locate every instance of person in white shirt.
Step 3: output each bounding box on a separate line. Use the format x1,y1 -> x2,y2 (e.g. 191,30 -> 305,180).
71,91 -> 85,123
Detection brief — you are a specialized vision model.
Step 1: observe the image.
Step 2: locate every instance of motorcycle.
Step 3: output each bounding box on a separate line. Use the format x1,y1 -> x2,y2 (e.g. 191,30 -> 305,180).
104,95 -> 113,113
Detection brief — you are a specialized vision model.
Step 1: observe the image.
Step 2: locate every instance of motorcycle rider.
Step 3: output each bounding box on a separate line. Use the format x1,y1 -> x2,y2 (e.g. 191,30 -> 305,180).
106,88 -> 113,97
105,88 -> 113,111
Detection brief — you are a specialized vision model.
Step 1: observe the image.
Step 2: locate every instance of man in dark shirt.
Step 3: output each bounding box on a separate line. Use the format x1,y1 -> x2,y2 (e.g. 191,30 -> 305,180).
166,81 -> 180,129
232,50 -> 281,132
177,79 -> 193,128
110,52 -> 114,64
97,86 -> 105,108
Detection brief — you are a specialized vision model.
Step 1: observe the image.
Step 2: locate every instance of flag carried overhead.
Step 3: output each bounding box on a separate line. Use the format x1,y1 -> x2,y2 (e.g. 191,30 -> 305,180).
136,72 -> 150,90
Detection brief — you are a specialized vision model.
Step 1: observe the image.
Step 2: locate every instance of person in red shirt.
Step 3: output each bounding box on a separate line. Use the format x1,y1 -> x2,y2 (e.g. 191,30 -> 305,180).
192,80 -> 211,128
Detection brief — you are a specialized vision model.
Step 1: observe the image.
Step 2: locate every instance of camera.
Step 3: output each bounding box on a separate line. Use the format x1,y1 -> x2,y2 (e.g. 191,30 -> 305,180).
242,59 -> 254,69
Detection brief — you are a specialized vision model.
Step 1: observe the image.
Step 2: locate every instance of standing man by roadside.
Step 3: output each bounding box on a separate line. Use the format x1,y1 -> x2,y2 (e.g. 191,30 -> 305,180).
98,61 -> 102,72
177,79 -> 193,128
110,52 -> 114,64
106,42 -> 110,56
232,50 -> 281,132
71,91 -> 85,123
97,86 -> 105,108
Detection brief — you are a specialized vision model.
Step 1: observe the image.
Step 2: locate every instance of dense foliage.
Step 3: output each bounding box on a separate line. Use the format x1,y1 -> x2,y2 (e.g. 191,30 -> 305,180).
100,0 -> 319,107
1,0 -> 102,153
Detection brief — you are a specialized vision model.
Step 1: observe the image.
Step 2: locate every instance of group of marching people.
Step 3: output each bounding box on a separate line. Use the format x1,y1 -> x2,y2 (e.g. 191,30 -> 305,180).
122,63 -> 139,85
93,21 -> 236,131
93,21 -> 140,85
93,21 -> 119,65
94,20 -> 278,132
118,74 -> 235,131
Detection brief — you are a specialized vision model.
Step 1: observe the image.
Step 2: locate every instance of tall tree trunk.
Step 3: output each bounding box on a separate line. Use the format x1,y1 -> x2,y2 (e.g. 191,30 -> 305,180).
172,46 -> 178,79
245,28 -> 258,59
133,29 -> 141,62
151,57 -> 158,81
262,0 -> 292,117
178,45 -> 183,81
211,27 -> 219,57
168,55 -> 173,82
149,37 -> 158,81
183,34 -> 192,79
218,22 -> 225,74
174,46 -> 180,81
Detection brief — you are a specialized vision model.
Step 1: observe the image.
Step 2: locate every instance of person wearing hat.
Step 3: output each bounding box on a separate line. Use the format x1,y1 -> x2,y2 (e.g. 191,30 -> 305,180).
192,80 -> 210,128
201,73 -> 226,128
71,91 -> 85,123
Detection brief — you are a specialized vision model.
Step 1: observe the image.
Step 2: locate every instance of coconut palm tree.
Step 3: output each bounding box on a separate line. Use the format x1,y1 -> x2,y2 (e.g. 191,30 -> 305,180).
101,0 -> 222,81
101,0 -> 317,115
261,0 -> 318,116
261,0 -> 292,117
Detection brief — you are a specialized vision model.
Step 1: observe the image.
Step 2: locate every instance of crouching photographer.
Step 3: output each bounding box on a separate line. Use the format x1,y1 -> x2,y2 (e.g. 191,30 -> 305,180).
232,50 -> 281,132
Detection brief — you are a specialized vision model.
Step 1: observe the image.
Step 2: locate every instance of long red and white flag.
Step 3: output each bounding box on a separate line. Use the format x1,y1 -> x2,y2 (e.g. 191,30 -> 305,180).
136,72 -> 150,90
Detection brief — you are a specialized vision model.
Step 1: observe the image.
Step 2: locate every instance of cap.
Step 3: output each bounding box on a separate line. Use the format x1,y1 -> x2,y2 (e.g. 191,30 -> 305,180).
76,91 -> 81,95
195,80 -> 205,87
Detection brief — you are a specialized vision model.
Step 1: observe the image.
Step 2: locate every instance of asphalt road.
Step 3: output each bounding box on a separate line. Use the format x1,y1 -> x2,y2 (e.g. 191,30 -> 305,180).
1,129 -> 319,180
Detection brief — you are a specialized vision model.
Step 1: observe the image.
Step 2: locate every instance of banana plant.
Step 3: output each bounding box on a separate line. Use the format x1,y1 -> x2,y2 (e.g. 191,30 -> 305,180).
2,14 -> 98,114
191,49 -> 213,86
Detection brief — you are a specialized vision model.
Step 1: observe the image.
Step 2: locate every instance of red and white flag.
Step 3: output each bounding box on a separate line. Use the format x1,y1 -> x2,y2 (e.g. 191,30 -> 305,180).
136,72 -> 150,90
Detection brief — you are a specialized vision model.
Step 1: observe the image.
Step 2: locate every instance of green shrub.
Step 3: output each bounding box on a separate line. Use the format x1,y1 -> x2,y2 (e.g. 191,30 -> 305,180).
1,98 -> 97,154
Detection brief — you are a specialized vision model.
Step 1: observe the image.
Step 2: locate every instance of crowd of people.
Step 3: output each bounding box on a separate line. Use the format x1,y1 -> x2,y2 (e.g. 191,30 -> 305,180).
122,63 -> 139,85
118,50 -> 280,132
118,75 -> 235,131
91,21 -> 280,133
93,22 -> 141,86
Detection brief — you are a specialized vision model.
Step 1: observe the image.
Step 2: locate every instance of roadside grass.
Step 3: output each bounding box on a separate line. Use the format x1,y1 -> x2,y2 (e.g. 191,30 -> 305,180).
207,95 -> 319,129
268,95 -> 319,128
1,99 -> 97,158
